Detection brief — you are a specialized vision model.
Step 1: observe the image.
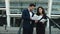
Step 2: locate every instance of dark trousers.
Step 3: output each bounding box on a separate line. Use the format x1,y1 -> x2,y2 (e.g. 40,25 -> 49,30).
23,24 -> 33,34
36,22 -> 45,34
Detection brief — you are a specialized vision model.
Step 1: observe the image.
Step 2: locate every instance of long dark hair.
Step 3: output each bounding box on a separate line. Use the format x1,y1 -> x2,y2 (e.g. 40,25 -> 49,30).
36,6 -> 46,16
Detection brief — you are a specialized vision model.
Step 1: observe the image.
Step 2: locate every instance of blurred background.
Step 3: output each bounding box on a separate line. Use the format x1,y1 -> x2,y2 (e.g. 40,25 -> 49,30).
0,0 -> 60,34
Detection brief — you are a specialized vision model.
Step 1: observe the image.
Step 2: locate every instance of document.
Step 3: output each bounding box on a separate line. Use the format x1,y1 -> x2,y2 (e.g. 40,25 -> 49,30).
40,19 -> 47,23
31,14 -> 42,20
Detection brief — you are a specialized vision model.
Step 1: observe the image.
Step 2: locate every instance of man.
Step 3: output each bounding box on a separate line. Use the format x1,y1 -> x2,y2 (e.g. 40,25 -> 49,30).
22,3 -> 36,34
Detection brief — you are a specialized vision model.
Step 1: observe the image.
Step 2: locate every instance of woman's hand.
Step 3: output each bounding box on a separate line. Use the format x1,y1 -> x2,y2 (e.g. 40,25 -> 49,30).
40,19 -> 47,23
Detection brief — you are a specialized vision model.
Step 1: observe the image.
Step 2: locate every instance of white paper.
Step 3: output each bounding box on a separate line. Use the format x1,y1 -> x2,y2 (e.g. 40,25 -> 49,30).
40,19 -> 46,23
31,14 -> 42,20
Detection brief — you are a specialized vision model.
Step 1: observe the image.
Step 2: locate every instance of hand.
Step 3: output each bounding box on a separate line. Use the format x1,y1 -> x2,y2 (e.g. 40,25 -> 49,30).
30,17 -> 33,20
35,20 -> 38,23
30,17 -> 32,19
40,19 -> 46,23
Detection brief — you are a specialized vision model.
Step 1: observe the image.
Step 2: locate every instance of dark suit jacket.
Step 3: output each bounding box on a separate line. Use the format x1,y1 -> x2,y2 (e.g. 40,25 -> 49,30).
22,9 -> 34,29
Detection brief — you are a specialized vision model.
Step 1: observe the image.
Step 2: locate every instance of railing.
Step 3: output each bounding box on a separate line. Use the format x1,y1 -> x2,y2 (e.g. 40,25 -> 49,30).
18,18 -> 23,34
47,16 -> 60,34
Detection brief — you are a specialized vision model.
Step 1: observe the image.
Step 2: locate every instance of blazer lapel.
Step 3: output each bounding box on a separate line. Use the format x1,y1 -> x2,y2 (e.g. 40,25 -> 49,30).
27,9 -> 30,17
27,9 -> 34,17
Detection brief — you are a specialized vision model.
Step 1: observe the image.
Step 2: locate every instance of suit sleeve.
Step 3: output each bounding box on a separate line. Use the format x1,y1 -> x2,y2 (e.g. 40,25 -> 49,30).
22,10 -> 30,20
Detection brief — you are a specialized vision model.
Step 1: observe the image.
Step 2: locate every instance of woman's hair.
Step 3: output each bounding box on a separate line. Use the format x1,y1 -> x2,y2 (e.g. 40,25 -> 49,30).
36,6 -> 46,16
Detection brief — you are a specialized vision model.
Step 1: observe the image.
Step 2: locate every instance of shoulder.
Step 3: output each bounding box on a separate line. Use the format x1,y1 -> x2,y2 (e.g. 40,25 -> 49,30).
22,9 -> 28,12
23,9 -> 28,11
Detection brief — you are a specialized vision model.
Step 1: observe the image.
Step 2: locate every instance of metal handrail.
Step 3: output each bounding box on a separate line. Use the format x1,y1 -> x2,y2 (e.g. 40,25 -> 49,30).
18,19 -> 23,34
47,16 -> 60,29
46,16 -> 60,34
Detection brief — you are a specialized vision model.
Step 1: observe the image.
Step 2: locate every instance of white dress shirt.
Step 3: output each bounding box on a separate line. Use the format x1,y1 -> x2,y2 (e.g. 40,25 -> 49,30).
28,8 -> 33,24
28,8 -> 33,17
29,12 -> 32,17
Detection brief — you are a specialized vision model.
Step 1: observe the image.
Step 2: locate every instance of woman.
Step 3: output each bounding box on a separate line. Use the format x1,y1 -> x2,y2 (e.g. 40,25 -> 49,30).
35,6 -> 47,34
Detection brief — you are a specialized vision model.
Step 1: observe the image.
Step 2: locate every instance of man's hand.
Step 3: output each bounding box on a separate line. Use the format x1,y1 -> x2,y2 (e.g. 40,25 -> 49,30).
35,20 -> 38,23
30,17 -> 32,20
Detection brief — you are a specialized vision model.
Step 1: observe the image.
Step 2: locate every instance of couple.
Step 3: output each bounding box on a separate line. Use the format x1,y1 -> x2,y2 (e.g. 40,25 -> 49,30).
22,3 -> 47,34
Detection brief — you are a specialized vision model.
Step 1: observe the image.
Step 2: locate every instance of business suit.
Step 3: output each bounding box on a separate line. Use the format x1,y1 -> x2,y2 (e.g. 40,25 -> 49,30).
22,9 -> 34,34
36,15 -> 47,34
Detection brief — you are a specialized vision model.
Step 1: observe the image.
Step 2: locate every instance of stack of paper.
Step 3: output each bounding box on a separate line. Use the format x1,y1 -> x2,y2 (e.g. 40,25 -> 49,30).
31,14 -> 42,20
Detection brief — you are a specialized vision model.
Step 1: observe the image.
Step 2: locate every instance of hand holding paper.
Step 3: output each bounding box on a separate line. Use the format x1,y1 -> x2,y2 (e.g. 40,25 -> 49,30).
40,19 -> 46,23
